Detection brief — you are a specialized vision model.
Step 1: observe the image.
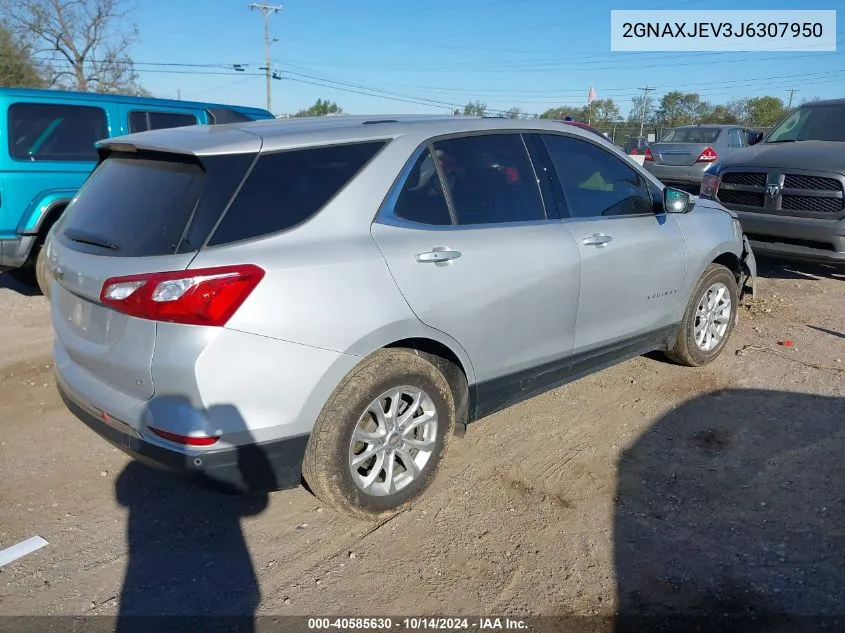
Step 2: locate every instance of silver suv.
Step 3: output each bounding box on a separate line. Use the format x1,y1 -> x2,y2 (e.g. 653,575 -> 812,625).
47,116 -> 756,517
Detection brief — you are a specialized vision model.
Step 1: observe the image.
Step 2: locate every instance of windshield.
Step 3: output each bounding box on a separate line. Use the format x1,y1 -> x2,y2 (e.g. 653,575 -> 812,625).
766,104 -> 845,142
659,127 -> 721,144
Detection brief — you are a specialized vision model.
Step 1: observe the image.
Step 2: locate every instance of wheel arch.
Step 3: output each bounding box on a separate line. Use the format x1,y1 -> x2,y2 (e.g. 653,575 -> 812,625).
384,337 -> 471,435
711,251 -> 742,283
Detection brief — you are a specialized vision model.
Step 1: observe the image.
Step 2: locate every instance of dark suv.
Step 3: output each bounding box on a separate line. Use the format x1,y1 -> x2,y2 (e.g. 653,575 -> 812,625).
700,98 -> 845,265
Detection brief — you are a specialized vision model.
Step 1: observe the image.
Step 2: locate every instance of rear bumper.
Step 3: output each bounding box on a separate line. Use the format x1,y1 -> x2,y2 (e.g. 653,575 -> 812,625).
735,211 -> 845,265
644,162 -> 709,185
58,378 -> 308,493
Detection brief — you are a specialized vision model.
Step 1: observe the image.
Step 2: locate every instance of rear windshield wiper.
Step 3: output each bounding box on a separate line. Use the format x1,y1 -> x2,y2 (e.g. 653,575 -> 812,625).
64,229 -> 119,250
765,139 -> 798,143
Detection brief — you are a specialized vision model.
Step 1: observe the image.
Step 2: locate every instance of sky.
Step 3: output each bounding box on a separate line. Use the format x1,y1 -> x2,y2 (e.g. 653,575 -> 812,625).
130,0 -> 845,117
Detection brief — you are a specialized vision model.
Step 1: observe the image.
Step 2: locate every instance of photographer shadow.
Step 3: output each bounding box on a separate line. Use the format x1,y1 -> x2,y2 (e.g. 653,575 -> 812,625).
614,389 -> 845,632
115,402 -> 278,633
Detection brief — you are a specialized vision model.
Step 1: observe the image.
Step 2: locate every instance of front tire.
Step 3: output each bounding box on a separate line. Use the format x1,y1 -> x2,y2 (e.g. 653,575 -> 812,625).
666,263 -> 739,367
302,349 -> 455,519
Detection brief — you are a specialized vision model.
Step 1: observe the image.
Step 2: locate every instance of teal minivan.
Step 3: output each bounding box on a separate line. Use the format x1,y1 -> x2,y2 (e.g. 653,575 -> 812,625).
0,88 -> 274,295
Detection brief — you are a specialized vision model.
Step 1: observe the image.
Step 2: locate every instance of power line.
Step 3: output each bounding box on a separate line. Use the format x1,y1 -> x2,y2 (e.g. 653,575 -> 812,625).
249,2 -> 283,112
29,54 -> 843,116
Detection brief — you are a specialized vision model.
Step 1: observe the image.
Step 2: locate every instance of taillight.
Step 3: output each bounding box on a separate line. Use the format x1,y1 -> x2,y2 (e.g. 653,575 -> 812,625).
100,264 -> 265,326
149,427 -> 220,446
697,147 -> 718,162
644,148 -> 654,161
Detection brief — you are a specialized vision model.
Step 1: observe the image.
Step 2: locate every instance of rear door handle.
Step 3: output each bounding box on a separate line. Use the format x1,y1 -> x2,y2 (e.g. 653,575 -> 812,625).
582,233 -> 613,246
416,248 -> 462,265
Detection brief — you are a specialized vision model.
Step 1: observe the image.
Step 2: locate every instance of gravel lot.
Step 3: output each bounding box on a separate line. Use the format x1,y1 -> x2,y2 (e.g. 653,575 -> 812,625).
1,259 -> 843,626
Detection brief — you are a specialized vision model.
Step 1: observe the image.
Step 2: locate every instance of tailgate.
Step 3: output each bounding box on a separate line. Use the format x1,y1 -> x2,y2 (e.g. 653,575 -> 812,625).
50,241 -> 195,401
47,142 -> 259,403
652,142 -> 709,166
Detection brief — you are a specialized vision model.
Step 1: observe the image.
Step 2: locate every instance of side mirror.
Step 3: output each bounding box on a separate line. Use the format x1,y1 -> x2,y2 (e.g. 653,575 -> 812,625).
664,187 -> 693,214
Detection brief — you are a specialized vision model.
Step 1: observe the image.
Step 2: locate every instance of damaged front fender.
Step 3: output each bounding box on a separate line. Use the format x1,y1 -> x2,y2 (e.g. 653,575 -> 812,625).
740,234 -> 757,301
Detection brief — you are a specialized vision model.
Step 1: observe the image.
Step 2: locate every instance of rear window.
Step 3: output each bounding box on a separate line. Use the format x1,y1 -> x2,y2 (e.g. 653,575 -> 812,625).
128,110 -> 198,133
659,127 -> 722,144
8,103 -> 107,162
207,140 -> 388,246
59,156 -> 206,257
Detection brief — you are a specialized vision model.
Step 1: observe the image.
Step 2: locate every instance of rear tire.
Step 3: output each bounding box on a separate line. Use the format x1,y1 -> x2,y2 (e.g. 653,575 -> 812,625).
666,263 -> 738,367
302,349 -> 455,519
35,245 -> 51,299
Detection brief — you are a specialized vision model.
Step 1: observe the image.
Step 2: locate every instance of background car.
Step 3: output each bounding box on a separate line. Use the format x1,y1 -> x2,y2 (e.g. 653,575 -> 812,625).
644,124 -> 761,192
700,98 -> 845,265
0,87 -> 274,297
47,115 -> 755,518
624,136 -> 650,156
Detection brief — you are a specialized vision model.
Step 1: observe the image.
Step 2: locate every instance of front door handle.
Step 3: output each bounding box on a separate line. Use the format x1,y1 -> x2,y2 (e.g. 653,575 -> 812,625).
582,233 -> 613,247
416,248 -> 462,265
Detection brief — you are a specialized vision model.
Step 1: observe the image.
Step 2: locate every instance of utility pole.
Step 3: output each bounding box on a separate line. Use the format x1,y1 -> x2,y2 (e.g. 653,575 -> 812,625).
638,85 -> 654,140
249,3 -> 283,113
786,88 -> 798,110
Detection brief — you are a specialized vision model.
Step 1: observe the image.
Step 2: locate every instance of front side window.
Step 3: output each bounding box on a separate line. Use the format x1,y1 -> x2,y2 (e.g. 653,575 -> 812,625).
541,134 -> 653,219
128,110 -> 198,133
8,103 -> 107,162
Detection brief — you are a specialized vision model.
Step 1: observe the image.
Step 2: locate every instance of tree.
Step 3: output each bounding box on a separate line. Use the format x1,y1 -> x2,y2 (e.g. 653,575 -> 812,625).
293,98 -> 343,117
540,105 -> 584,120
505,107 -> 522,119
462,101 -> 488,116
627,92 -> 656,125
705,104 -> 740,124
588,98 -> 621,125
0,24 -> 45,88
654,91 -> 711,127
4,0 -> 146,94
744,96 -> 786,127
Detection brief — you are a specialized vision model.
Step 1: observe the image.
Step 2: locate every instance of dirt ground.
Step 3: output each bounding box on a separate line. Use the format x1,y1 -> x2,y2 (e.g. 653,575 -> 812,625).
1,259 -> 843,625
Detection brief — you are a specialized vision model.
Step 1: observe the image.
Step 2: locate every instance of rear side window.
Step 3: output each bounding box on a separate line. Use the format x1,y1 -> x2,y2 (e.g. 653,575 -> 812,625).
393,148 -> 454,226
128,110 -> 198,133
8,103 -> 107,162
208,141 -> 387,246
432,133 -> 546,225
727,129 -> 744,147
660,127 -> 722,144
59,156 -> 206,257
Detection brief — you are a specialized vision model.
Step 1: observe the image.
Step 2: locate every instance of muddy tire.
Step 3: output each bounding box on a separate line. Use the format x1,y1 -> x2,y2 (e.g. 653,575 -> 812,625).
302,348 -> 455,519
35,245 -> 51,299
666,263 -> 739,367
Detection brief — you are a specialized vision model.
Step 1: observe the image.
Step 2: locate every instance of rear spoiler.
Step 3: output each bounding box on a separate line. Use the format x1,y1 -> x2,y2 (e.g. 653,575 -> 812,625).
94,142 -> 203,169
